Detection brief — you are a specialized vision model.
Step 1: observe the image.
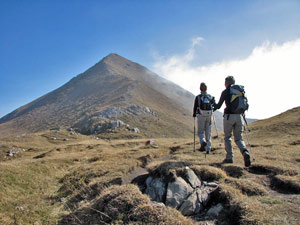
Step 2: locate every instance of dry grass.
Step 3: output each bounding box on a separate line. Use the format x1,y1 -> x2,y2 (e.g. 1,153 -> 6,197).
59,184 -> 194,225
0,107 -> 300,224
0,130 -> 183,224
225,178 -> 268,196
191,165 -> 227,182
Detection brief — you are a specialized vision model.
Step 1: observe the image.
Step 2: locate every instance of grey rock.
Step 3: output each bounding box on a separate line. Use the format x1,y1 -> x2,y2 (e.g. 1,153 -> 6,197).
184,166 -> 202,188
178,191 -> 199,216
197,186 -> 217,208
166,177 -> 193,209
207,203 -> 223,218
145,177 -> 165,202
110,120 -> 125,129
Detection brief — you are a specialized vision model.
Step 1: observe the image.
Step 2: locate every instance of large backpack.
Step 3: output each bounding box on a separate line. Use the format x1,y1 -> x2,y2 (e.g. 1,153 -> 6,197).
229,85 -> 249,114
198,94 -> 213,110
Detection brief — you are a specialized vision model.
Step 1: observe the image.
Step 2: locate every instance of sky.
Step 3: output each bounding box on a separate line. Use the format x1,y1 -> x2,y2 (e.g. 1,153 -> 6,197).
1,0 -> 300,120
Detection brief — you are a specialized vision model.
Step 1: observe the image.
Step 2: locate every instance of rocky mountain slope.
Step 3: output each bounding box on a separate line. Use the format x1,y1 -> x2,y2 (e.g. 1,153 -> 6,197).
0,53 -> 200,137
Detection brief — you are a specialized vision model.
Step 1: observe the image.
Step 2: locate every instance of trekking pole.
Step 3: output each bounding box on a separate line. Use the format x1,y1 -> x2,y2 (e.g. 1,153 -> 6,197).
243,125 -> 255,161
193,117 -> 196,152
242,115 -> 255,161
212,113 -> 219,139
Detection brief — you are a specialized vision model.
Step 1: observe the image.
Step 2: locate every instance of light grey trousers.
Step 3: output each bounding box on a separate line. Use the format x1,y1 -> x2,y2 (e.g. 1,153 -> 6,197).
197,111 -> 212,151
223,114 -> 247,160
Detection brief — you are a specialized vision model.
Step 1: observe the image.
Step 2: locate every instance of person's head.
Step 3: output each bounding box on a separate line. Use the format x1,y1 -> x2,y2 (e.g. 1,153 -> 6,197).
225,76 -> 235,87
200,82 -> 207,92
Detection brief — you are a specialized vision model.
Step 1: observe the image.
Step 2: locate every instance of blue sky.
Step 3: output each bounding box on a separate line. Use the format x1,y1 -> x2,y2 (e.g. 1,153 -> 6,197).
1,0 -> 300,119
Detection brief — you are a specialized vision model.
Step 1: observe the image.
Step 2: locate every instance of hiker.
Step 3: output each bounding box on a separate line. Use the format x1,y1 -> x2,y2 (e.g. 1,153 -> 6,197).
193,82 -> 216,154
213,76 -> 251,167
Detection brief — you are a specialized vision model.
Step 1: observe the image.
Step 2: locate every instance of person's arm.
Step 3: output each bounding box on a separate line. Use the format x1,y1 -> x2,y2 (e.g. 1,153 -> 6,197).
193,96 -> 198,117
214,91 -> 226,111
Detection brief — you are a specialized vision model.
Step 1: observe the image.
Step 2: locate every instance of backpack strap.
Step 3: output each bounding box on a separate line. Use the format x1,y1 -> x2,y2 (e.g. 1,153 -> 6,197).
197,95 -> 201,114
231,93 -> 243,102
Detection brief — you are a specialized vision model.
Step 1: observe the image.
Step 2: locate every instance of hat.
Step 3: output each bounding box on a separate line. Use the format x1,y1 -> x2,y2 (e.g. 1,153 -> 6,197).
200,82 -> 207,91
225,76 -> 235,85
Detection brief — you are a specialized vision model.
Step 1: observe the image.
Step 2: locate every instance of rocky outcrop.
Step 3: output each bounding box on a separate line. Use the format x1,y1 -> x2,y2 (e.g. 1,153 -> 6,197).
72,104 -> 155,135
93,104 -> 158,119
136,165 -> 219,216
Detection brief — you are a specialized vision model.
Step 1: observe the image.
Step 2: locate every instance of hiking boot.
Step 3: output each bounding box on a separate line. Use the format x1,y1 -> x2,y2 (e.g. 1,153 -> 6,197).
243,150 -> 251,167
206,150 -> 210,154
199,141 -> 207,152
222,158 -> 233,164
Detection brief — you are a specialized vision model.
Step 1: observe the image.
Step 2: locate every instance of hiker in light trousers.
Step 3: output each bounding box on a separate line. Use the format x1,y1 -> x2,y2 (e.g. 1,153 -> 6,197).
193,82 -> 216,154
214,76 -> 251,167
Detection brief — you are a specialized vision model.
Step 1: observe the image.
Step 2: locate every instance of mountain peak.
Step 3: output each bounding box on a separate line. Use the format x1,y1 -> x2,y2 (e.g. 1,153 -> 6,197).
102,53 -> 130,64
103,52 -> 122,60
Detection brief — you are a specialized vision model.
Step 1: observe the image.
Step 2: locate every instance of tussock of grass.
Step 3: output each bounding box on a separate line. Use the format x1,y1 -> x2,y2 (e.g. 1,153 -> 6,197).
212,184 -> 247,224
133,203 -> 194,225
249,164 -> 298,176
147,161 -> 189,178
270,175 -> 300,194
55,168 -> 101,203
60,184 -> 194,225
213,184 -> 260,225
223,165 -> 245,178
225,178 -> 268,196
93,184 -> 150,223
191,165 -> 227,182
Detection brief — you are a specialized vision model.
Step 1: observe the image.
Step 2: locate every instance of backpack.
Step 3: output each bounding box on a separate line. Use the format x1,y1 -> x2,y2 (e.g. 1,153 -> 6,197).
198,94 -> 212,110
229,85 -> 249,114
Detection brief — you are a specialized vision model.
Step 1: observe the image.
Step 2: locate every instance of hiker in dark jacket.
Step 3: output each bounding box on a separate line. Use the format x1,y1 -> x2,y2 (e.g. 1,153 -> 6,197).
193,82 -> 215,154
214,76 -> 251,167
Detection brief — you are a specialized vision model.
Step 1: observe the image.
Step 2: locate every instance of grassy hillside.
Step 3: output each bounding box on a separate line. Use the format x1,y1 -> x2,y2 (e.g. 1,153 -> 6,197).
0,107 -> 299,224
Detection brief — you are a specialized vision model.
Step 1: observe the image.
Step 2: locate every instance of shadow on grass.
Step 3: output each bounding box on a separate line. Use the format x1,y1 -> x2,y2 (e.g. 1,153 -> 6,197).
270,176 -> 300,194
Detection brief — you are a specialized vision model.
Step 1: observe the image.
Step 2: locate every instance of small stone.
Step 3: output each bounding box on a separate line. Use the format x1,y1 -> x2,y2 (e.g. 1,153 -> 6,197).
205,182 -> 218,188
151,201 -> 165,207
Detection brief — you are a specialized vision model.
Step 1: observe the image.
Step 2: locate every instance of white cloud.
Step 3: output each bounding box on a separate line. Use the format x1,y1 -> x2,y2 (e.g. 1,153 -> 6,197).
152,39 -> 300,119
191,36 -> 204,47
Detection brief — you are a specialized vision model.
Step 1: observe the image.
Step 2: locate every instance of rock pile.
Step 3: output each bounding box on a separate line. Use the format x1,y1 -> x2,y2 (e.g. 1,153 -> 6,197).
73,104 -> 156,135
134,163 -> 219,216
6,147 -> 26,157
93,105 -> 158,119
